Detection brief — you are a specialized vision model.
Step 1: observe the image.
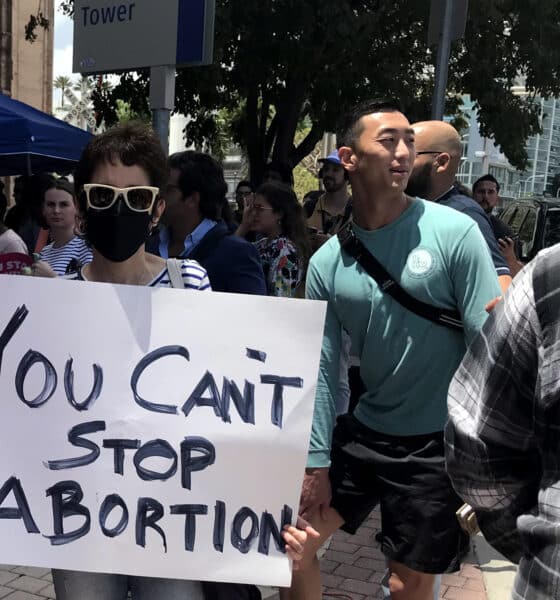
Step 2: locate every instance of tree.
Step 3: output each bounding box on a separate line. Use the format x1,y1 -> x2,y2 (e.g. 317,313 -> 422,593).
51,1 -> 560,179
53,75 -> 73,108
114,99 -> 151,125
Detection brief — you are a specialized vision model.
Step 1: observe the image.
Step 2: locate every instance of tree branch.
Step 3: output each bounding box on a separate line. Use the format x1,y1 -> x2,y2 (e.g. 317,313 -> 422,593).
292,123 -> 324,166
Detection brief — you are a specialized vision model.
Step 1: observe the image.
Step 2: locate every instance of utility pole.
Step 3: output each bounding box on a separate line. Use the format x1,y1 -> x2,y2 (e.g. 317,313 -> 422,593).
150,66 -> 176,155
428,0 -> 469,120
431,0 -> 453,120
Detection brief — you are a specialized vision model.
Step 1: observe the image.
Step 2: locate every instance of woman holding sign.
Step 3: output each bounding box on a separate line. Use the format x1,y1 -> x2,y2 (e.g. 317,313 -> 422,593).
49,122 -> 314,600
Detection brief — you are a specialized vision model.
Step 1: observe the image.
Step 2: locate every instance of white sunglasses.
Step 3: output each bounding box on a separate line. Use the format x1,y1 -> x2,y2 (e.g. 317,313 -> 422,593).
83,184 -> 159,213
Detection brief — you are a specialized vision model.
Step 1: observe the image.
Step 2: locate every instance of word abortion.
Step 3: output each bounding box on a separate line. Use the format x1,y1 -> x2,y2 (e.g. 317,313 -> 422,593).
0,475 -> 293,555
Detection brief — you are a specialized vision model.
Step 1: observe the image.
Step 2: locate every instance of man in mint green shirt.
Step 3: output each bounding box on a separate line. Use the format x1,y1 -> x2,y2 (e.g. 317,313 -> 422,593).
283,100 -> 501,600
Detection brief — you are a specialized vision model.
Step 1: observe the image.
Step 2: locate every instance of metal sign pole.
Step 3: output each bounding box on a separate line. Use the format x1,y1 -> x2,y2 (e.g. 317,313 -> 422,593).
431,0 -> 454,120
150,65 -> 176,155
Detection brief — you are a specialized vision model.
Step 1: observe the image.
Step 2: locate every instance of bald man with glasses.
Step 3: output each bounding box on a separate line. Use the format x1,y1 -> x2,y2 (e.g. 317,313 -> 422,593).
406,120 -> 512,293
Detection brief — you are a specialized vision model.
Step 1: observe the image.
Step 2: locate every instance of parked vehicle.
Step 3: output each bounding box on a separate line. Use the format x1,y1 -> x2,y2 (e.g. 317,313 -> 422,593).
499,197 -> 560,261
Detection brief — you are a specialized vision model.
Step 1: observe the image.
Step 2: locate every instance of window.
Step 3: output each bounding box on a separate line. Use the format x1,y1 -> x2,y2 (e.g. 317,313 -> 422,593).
544,209 -> 560,248
501,206 -> 517,224
517,209 -> 537,257
508,206 -> 529,233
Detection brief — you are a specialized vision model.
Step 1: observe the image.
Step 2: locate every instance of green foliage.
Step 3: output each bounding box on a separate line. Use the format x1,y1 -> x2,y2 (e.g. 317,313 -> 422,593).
115,99 -> 151,125
54,0 -> 560,173
294,165 -> 319,202
24,12 -> 49,42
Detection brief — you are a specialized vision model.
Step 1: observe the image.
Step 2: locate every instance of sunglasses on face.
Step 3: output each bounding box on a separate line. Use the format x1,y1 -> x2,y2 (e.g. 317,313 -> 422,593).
252,204 -> 274,212
83,184 -> 159,213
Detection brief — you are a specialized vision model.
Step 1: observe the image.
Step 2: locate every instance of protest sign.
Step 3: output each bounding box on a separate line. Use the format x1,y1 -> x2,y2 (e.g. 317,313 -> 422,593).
0,275 -> 326,586
0,253 -> 32,274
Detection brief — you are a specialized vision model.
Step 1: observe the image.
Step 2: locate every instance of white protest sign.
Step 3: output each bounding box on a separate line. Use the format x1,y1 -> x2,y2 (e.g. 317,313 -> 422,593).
0,275 -> 326,587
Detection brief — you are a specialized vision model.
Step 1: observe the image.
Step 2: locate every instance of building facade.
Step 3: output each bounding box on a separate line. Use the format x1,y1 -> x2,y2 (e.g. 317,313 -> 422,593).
457,91 -> 560,199
0,0 -> 54,112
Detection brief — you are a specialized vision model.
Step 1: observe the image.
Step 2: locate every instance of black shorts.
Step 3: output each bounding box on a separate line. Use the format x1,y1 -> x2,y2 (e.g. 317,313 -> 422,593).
329,413 -> 469,574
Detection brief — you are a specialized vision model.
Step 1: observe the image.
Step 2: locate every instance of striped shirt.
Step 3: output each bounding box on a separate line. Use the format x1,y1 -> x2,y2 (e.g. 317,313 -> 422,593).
40,236 -> 93,275
66,258 -> 211,291
445,244 -> 560,600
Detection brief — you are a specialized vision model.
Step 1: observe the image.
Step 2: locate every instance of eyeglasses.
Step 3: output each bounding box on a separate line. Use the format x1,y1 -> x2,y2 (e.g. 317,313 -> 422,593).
83,184 -> 159,212
416,151 -> 443,155
252,204 -> 274,212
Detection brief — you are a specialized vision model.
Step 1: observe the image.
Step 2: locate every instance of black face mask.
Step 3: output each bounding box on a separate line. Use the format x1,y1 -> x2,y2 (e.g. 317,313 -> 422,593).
86,209 -> 152,263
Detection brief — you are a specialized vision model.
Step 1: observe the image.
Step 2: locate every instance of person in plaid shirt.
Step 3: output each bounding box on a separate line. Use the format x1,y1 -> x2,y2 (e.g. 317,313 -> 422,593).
446,243 -> 560,600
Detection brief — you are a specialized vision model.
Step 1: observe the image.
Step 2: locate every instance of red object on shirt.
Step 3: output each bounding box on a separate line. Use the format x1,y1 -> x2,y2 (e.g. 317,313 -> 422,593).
0,252 -> 33,274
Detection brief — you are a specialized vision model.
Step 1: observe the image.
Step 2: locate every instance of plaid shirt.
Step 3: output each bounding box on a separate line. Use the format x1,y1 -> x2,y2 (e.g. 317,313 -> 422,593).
446,244 -> 560,600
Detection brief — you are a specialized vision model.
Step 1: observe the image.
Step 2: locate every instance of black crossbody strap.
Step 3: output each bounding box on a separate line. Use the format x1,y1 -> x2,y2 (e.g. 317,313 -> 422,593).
338,224 -> 463,331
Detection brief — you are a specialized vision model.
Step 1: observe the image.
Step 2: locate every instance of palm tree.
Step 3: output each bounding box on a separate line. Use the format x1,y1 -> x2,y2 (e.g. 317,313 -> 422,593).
72,75 -> 95,97
53,75 -> 73,108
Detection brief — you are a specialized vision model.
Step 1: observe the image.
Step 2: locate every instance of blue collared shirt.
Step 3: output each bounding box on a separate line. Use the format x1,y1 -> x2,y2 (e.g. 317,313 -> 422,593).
158,219 -> 217,258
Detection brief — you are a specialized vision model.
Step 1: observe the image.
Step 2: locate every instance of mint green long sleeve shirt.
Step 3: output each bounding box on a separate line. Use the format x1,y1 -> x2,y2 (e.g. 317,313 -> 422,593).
306,199 -> 501,468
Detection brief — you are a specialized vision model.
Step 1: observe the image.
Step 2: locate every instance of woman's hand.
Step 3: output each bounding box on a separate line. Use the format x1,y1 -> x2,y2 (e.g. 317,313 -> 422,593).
235,194 -> 257,237
23,259 -> 57,278
281,515 -> 320,569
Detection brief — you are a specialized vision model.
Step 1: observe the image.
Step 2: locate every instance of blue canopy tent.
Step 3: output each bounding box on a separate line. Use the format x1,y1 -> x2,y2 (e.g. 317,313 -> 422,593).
0,93 -> 93,176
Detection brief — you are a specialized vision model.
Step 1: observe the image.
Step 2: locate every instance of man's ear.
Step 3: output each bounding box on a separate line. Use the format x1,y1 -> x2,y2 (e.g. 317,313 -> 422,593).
338,146 -> 357,173
153,197 -> 166,221
184,190 -> 200,210
435,152 -> 451,174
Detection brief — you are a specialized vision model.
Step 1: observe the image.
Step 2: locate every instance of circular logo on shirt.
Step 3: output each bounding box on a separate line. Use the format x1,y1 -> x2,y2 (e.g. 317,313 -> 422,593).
406,248 -> 436,278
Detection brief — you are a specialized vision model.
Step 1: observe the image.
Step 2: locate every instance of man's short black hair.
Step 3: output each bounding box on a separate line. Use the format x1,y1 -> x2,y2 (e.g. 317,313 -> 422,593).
336,98 -> 402,148
235,179 -> 253,193
473,174 -> 500,194
168,151 -> 228,221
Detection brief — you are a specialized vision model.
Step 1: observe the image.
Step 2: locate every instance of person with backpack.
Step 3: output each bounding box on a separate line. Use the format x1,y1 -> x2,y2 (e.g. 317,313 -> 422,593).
283,99 -> 501,600
304,150 -> 352,252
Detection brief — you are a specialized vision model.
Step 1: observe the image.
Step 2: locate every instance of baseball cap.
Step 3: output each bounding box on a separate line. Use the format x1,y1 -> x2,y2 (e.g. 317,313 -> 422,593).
318,150 -> 342,165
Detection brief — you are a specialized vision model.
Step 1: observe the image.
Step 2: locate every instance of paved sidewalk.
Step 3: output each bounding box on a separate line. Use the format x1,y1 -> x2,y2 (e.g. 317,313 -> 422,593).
319,509 -> 509,600
0,565 -> 54,600
0,509 -> 514,600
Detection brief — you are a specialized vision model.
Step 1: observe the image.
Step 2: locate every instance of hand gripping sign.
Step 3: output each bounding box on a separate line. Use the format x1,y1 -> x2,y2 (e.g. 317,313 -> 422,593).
0,275 -> 326,586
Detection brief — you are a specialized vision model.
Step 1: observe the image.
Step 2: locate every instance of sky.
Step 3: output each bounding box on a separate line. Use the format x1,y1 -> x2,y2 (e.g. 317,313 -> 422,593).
52,1 -> 121,111
53,0 -> 74,81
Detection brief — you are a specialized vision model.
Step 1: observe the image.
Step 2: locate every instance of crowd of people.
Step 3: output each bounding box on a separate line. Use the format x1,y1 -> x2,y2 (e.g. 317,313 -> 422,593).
0,99 -> 553,600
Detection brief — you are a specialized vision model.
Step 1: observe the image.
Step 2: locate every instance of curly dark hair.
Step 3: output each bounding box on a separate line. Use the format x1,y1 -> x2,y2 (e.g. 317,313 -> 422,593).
256,181 -> 311,271
73,121 -> 168,213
